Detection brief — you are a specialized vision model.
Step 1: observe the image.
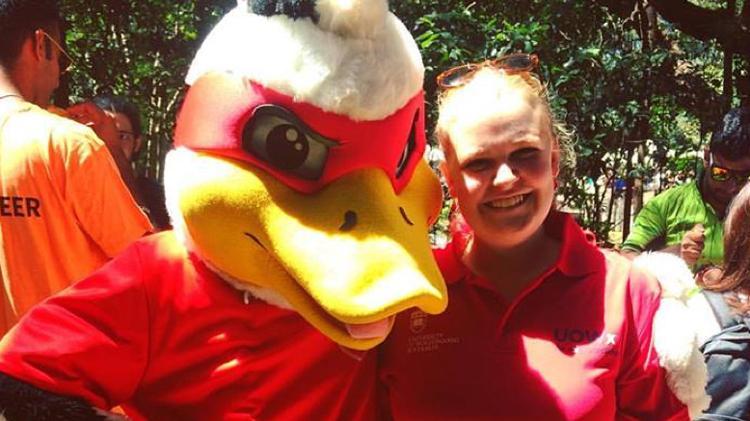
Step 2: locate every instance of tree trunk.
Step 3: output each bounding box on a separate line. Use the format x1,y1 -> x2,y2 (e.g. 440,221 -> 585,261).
738,58 -> 750,107
623,146 -> 634,241
634,143 -> 645,215
724,50 -> 734,114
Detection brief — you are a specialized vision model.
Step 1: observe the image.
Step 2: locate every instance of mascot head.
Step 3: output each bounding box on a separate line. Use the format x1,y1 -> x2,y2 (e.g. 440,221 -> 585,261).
165,0 -> 447,350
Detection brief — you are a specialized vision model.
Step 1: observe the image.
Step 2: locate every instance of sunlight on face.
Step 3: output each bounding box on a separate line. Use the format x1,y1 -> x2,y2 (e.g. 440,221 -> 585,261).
437,69 -> 559,250
439,69 -> 539,139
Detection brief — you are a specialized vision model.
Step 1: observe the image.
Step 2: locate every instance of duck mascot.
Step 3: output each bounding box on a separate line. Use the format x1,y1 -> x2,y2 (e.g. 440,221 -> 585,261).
0,0 -> 447,419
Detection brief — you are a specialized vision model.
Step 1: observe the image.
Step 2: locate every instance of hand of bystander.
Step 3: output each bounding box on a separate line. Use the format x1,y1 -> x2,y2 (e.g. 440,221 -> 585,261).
681,223 -> 705,267
65,102 -> 145,207
66,102 -> 120,150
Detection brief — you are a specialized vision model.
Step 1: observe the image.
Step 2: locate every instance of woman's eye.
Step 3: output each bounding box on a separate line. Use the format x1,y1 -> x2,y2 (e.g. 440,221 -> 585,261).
242,105 -> 334,180
463,159 -> 492,172
512,148 -> 540,160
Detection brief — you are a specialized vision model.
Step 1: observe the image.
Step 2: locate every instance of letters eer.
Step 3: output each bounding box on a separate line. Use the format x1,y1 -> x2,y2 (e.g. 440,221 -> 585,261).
0,196 -> 41,217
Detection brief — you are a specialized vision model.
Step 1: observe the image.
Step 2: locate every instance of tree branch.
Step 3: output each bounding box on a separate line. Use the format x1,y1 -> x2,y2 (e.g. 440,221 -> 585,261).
648,0 -> 750,55
741,0 -> 750,27
593,0 -> 750,56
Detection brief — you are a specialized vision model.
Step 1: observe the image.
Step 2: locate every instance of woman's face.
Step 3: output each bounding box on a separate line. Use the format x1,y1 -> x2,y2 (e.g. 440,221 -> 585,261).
111,111 -> 140,161
441,90 -> 559,250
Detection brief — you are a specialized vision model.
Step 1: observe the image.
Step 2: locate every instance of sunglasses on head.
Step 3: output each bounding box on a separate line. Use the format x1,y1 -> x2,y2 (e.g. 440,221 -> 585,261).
39,30 -> 74,75
708,153 -> 750,184
436,53 -> 539,90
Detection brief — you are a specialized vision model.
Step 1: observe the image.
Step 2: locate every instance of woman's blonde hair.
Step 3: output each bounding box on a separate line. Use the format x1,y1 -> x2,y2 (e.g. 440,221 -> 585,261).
434,68 -> 575,181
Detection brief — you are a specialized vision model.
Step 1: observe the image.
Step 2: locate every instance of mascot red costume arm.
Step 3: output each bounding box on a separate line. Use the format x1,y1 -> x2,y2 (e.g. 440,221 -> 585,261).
0,1 -> 447,419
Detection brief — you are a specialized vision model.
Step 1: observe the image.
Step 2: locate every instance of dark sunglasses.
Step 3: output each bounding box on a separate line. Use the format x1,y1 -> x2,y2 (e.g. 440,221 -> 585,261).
709,153 -> 750,184
436,53 -> 539,90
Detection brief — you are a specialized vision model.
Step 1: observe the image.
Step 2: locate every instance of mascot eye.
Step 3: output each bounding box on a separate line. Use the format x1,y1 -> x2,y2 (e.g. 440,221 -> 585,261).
243,105 -> 335,180
396,110 -> 419,178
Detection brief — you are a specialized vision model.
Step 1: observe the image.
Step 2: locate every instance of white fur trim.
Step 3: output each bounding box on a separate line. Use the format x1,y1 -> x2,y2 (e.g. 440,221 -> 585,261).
633,252 -> 710,418
163,148 -> 194,254
185,3 -> 423,121
204,258 -> 294,311
315,0 -> 388,39
163,148 -> 293,311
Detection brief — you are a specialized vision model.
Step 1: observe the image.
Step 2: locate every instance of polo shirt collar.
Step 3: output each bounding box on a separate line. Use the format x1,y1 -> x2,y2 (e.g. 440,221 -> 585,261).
433,238 -> 466,287
441,211 -> 602,287
548,211 -> 603,278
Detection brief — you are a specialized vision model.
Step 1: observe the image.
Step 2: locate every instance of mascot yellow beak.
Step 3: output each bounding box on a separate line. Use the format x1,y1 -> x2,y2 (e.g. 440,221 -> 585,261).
167,147 -> 446,350
170,0 -> 448,350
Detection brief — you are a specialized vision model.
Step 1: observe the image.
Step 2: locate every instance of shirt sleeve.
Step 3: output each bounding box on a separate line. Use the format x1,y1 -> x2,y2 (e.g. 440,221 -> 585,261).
60,126 -> 152,257
621,194 -> 667,252
615,266 -> 689,420
0,243 -> 150,410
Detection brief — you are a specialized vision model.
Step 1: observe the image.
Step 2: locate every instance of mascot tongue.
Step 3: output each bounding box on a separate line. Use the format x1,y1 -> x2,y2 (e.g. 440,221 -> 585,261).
346,317 -> 394,339
169,0 -> 449,350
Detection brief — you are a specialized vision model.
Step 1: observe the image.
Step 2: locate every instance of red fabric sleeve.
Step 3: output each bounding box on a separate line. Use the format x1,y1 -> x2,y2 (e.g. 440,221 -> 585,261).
0,243 -> 150,410
615,266 -> 689,420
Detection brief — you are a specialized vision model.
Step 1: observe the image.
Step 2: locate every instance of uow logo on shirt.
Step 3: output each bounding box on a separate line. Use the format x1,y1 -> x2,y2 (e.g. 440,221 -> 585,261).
553,328 -> 602,343
553,328 -> 618,355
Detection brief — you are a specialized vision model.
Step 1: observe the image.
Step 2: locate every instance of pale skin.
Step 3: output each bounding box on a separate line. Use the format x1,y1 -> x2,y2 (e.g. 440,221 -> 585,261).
440,77 -> 561,299
108,111 -> 143,162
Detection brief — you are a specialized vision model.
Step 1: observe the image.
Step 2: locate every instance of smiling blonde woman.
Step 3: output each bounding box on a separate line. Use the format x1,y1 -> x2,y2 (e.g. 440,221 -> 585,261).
376,55 -> 691,420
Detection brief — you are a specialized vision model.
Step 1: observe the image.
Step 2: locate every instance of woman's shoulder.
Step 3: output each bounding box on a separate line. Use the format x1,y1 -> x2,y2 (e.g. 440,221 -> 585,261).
594,251 -> 683,301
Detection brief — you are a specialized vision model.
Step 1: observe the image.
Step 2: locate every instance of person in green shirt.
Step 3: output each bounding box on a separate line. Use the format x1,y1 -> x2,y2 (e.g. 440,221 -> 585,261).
622,106 -> 750,271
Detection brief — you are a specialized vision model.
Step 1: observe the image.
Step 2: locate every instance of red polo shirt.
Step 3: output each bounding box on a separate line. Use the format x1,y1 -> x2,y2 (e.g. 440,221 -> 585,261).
377,212 -> 689,421
0,232 -> 376,421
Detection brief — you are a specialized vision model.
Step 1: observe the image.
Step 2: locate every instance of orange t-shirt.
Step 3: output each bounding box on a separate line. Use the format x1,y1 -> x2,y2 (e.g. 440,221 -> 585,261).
0,99 -> 152,333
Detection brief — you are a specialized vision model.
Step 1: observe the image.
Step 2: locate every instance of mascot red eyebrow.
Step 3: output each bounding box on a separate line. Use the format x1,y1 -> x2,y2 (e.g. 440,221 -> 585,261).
0,1 -> 447,419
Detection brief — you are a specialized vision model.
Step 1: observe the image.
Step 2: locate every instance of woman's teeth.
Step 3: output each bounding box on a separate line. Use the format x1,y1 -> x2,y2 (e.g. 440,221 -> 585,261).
488,194 -> 527,209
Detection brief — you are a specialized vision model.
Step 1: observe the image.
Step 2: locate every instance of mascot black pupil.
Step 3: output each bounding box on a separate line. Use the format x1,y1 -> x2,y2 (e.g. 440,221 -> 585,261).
266,124 -> 309,170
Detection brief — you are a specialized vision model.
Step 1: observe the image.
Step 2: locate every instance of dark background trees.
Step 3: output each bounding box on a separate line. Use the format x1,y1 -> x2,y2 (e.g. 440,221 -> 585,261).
57,0 -> 747,245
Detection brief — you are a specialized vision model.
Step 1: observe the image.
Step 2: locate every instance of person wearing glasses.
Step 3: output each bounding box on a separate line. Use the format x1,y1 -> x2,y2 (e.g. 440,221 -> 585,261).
621,106 -> 750,271
92,94 -> 171,229
376,54 -> 690,419
0,0 -> 151,334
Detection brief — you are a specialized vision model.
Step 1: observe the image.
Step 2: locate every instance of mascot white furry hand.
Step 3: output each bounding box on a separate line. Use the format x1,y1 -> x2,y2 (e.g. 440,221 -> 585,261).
0,1 -> 447,420
633,252 -> 712,419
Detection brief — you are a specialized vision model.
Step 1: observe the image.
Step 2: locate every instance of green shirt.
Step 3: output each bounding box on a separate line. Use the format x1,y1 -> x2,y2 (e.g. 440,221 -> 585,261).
621,180 -> 723,269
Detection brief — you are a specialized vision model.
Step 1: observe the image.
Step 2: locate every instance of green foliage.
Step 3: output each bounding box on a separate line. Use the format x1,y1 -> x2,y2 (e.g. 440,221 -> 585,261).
58,0 -> 234,179
58,1 -> 734,244
393,0 -> 729,244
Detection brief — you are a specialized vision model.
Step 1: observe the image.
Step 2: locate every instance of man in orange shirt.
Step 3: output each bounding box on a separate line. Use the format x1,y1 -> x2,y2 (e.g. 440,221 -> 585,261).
0,0 -> 152,333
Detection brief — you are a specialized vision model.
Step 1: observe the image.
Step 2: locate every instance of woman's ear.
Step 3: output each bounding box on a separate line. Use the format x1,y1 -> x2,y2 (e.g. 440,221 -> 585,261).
439,160 -> 456,198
